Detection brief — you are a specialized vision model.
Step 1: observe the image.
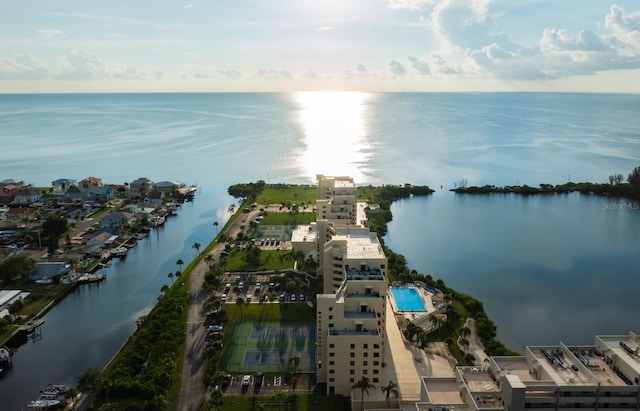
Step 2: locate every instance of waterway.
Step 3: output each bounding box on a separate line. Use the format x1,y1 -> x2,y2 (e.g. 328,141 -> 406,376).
0,191 -> 230,410
385,190 -> 640,352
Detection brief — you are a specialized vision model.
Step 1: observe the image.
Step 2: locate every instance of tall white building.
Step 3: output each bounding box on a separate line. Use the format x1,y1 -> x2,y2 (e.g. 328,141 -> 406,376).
301,175 -> 390,396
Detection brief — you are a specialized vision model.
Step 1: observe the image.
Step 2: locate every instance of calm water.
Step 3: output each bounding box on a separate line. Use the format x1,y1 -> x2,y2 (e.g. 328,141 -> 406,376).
0,92 -> 639,407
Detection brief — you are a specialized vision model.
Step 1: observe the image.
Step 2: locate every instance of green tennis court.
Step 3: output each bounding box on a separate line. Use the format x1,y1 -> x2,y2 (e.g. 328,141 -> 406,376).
221,322 -> 316,373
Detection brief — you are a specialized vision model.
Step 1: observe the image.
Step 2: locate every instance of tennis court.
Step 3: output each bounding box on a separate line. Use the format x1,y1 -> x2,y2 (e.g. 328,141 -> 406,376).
221,322 -> 316,373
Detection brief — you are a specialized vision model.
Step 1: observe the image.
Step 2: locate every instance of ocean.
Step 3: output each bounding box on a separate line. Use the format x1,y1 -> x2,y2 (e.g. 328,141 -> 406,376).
0,92 -> 639,404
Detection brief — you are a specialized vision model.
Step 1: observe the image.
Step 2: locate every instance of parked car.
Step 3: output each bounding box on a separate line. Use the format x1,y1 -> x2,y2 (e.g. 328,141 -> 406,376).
278,294 -> 285,302
290,294 -> 296,302
222,375 -> 232,387
242,375 -> 251,386
255,372 -> 264,387
299,294 -> 305,301
221,294 -> 227,302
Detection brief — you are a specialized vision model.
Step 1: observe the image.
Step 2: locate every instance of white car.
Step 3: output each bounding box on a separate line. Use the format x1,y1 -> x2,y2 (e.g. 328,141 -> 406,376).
221,294 -> 227,302
242,375 -> 251,386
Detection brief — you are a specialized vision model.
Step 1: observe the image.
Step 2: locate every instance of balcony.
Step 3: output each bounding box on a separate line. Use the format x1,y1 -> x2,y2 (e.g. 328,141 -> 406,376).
345,268 -> 384,281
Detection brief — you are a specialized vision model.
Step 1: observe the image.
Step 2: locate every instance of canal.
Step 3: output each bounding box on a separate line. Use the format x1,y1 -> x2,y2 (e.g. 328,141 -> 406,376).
0,188 -> 229,410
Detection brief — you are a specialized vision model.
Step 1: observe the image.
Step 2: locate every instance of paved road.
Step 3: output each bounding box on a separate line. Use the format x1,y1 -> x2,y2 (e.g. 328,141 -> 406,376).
175,207 -> 263,411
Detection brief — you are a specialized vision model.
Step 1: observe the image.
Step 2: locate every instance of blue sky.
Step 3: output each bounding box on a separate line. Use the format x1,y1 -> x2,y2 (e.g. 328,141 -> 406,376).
1,0 -> 639,92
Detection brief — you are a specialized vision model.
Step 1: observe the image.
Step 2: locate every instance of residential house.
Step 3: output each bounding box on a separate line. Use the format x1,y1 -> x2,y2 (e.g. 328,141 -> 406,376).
155,181 -> 179,194
0,290 -> 31,318
0,184 -> 16,204
100,211 -> 134,231
28,262 -> 68,282
0,178 -> 24,187
79,176 -> 102,191
86,232 -> 117,249
51,178 -> 77,195
65,185 -> 84,201
146,190 -> 164,205
13,187 -> 43,205
129,177 -> 155,194
86,185 -> 113,202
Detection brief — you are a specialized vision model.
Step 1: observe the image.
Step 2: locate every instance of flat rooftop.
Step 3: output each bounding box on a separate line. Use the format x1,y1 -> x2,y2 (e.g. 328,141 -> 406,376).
290,224 -> 318,243
597,334 -> 640,378
565,345 -> 626,386
530,346 -> 595,385
335,231 -> 385,260
493,356 -> 537,383
423,378 -> 466,405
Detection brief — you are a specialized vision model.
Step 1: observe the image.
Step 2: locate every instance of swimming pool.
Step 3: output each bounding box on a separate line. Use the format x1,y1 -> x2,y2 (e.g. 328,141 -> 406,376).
390,287 -> 426,311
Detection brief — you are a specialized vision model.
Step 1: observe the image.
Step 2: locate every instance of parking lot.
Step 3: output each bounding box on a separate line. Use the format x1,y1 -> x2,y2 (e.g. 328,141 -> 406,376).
219,272 -> 311,305
220,373 -> 317,395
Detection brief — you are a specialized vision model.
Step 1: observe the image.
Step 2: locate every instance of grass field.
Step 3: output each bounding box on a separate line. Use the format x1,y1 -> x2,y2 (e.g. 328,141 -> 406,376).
256,185 -> 317,206
260,212 -> 315,226
222,248 -> 291,271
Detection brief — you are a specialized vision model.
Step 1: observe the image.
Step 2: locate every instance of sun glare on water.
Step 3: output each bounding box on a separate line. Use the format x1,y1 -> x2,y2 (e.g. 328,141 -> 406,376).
294,91 -> 375,183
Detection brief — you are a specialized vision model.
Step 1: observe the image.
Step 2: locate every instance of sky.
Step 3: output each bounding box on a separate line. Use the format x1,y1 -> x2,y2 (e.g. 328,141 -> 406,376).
1,0 -> 640,93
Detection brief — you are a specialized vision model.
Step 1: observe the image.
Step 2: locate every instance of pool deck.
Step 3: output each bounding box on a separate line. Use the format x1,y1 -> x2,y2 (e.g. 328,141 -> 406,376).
389,285 -> 440,325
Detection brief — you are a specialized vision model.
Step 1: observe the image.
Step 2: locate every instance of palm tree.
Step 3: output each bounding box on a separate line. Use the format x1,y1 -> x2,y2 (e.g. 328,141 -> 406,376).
352,376 -> 375,411
381,380 -> 399,408
168,272 -> 174,284
192,242 -> 201,257
228,204 -> 236,214
288,354 -> 301,376
160,284 -> 169,295
204,254 -> 215,268
176,259 -> 184,273
235,297 -> 244,319
213,220 -> 219,235
271,390 -> 287,411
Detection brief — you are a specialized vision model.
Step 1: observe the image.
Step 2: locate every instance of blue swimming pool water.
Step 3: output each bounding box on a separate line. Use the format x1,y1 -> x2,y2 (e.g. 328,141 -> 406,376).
390,287 -> 426,311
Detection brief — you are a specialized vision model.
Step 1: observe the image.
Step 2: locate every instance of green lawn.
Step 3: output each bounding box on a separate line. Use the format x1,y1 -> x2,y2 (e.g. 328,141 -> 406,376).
260,212 -> 315,226
222,249 -> 292,272
256,186 -> 317,206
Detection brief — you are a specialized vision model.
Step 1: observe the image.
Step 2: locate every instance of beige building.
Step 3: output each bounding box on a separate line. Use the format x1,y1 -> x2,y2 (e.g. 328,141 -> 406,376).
301,175 -> 390,397
417,332 -> 640,411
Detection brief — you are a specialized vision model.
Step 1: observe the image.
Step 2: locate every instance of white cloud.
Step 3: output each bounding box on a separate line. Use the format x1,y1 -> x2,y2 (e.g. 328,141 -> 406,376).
217,69 -> 242,80
257,68 -> 293,80
36,29 -> 63,39
605,5 -> 640,52
317,26 -> 333,32
0,54 -> 49,79
408,55 -> 430,74
389,60 -> 407,76
57,48 -> 107,80
387,0 -> 435,10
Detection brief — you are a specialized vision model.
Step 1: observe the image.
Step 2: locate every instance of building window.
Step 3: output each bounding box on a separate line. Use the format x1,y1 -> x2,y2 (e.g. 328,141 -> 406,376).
373,378 -> 379,383
363,344 -> 368,349
363,352 -> 368,357
373,369 -> 379,374
374,352 -> 380,358
329,323 -> 334,328
350,352 -> 355,358
329,353 -> 335,357
373,361 -> 379,366
374,344 -> 380,349
363,370 -> 368,374
363,361 -> 368,366
350,369 -> 355,375
329,378 -> 334,383
329,315 -> 333,320
350,378 -> 355,383
350,344 -> 355,349
329,307 -> 333,311
329,369 -> 335,374
350,361 -> 355,366
329,344 -> 334,348
329,361 -> 335,365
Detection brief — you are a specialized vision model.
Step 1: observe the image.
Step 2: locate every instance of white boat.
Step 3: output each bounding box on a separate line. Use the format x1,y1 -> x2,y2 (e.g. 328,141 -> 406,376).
42,384 -> 69,396
114,246 -> 128,257
35,277 -> 53,285
28,396 -> 62,409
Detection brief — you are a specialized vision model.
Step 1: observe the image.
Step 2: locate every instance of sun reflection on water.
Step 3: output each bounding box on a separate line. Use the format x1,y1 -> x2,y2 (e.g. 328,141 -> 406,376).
293,91 -> 375,183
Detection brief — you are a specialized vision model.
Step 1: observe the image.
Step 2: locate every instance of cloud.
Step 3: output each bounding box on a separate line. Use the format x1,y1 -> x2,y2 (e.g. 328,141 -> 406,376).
0,54 -> 49,79
387,0 -> 435,10
57,48 -> 107,80
408,56 -> 430,74
356,64 -> 367,73
36,29 -> 63,39
605,5 -> 640,53
257,68 -> 293,80
423,1 -> 640,81
217,69 -> 242,80
317,26 -> 333,32
389,60 -> 407,76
